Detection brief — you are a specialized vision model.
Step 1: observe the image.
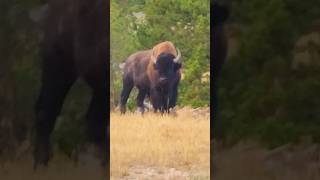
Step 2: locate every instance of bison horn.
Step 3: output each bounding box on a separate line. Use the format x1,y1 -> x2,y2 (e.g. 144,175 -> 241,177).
151,51 -> 157,64
173,48 -> 181,63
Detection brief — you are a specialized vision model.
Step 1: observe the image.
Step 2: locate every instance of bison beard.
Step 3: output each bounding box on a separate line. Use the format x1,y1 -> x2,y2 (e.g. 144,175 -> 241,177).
33,0 -> 108,170
120,42 -> 182,115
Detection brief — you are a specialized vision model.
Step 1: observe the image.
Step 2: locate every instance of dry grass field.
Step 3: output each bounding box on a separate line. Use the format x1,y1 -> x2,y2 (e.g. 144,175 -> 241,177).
110,107 -> 210,180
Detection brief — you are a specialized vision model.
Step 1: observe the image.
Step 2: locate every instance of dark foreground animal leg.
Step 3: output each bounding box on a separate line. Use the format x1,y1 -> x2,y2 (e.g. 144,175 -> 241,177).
120,77 -> 133,114
86,88 -> 108,168
136,89 -> 147,114
33,52 -> 76,169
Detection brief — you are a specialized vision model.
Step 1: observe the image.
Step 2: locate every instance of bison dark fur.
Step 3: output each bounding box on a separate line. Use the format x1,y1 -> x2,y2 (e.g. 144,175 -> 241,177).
149,53 -> 182,113
33,0 -> 108,169
120,45 -> 182,114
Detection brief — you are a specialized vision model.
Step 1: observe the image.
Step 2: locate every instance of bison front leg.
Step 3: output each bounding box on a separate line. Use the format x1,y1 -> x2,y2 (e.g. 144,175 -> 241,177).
33,51 -> 76,168
168,84 -> 178,109
160,96 -> 169,115
86,87 -> 109,168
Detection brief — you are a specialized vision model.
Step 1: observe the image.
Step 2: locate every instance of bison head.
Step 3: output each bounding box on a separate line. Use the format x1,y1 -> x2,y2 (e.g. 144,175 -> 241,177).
153,52 -> 181,87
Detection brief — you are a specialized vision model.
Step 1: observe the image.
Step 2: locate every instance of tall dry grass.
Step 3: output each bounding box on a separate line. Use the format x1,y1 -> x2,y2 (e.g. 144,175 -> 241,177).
110,108 -> 210,179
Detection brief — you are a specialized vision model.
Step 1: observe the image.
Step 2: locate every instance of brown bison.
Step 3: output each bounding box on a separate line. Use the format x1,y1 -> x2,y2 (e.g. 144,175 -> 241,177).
120,41 -> 182,114
32,0 -> 108,169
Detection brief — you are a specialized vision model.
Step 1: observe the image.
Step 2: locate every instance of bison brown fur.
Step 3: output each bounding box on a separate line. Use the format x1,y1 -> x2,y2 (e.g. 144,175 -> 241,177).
120,41 -> 182,114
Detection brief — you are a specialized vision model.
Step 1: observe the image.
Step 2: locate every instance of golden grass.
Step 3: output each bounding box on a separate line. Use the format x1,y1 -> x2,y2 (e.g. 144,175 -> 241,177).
110,108 -> 210,179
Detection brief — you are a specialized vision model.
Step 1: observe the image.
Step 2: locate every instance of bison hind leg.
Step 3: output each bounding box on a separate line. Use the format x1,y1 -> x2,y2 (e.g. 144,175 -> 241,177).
120,76 -> 133,114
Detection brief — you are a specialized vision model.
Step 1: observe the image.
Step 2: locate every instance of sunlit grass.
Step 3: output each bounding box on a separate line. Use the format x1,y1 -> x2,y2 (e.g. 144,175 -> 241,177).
110,108 -> 210,178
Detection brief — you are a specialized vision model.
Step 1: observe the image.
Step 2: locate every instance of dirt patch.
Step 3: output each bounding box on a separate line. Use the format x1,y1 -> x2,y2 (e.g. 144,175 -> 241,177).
112,165 -> 209,180
115,166 -> 189,180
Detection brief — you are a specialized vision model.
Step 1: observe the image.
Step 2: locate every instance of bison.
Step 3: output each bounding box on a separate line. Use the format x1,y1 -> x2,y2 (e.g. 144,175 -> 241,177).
120,41 -> 182,114
32,0 -> 108,169
212,0 -> 230,140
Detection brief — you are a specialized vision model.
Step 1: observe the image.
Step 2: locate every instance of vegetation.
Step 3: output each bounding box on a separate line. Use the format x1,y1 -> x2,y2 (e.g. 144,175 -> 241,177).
110,0 -> 211,108
217,0 -> 320,147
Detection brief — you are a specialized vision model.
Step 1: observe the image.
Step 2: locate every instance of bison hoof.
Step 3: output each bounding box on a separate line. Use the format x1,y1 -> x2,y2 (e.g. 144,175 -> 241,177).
169,108 -> 178,116
33,153 -> 50,170
120,106 -> 126,114
33,143 -> 52,170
